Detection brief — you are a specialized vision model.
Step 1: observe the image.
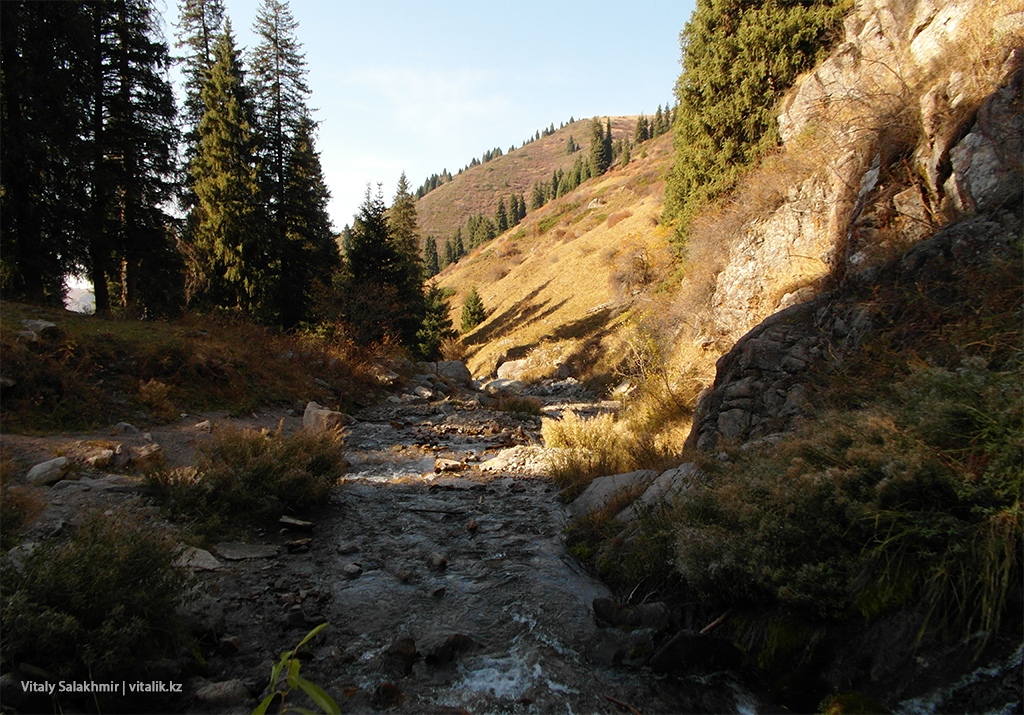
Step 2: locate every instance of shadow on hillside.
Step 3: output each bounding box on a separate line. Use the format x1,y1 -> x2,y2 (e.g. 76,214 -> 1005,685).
465,281 -> 561,349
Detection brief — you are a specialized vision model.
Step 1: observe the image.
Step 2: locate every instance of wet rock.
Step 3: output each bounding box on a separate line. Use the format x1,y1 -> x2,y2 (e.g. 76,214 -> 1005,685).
196,679 -> 250,706
593,599 -> 670,631
337,541 -> 359,555
371,682 -> 403,709
287,538 -> 312,553
176,546 -> 223,571
213,542 -> 279,560
586,629 -> 655,667
218,636 -> 243,656
379,637 -> 418,677
568,470 -> 658,519
418,631 -> 477,665
426,552 -> 448,571
303,401 -> 347,432
649,631 -> 744,673
285,607 -> 307,629
27,457 -> 70,486
343,563 -> 363,579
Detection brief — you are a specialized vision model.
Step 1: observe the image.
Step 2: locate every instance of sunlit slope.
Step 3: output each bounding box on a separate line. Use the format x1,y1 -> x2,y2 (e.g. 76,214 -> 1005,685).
437,131 -> 675,385
417,117 -> 639,246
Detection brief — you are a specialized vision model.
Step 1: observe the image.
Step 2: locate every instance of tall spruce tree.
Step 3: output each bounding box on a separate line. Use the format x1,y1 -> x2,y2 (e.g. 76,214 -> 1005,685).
95,0 -> 181,316
342,184 -> 424,347
416,284 -> 457,360
188,20 -> 269,316
424,237 -> 440,277
175,0 -> 225,146
279,116 -> 339,326
461,287 -> 486,333
1,2 -> 92,305
590,118 -> 611,176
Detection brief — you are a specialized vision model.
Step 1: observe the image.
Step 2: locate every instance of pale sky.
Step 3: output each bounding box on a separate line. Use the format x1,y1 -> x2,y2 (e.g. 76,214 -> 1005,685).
157,0 -> 696,229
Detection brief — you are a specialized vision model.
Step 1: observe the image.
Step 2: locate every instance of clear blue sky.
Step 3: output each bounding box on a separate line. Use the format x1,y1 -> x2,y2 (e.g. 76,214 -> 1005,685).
158,0 -> 696,230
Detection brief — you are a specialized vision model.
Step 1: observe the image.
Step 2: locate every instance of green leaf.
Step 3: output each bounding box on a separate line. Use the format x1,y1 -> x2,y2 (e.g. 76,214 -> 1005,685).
294,676 -> 341,715
294,622 -> 328,651
252,692 -> 277,715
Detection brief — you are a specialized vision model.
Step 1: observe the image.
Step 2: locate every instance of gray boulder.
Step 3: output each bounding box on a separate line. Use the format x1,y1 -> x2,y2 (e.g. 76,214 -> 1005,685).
569,469 -> 658,519
27,457 -> 70,486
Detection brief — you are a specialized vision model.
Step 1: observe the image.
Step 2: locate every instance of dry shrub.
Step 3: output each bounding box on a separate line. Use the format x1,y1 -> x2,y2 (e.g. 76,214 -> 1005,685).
147,425 -> 347,537
493,394 -> 543,416
542,411 -> 673,499
0,466 -> 44,549
607,210 -> 633,228
1,508 -> 187,686
138,378 -> 178,422
439,336 -> 467,362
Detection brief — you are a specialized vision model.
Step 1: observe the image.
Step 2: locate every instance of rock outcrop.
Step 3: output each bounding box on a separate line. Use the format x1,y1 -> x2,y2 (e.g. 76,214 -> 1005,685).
701,1 -> 1022,349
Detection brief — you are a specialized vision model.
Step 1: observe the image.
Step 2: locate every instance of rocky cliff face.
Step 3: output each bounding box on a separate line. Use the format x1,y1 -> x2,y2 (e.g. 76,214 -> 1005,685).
688,0 -> 1022,451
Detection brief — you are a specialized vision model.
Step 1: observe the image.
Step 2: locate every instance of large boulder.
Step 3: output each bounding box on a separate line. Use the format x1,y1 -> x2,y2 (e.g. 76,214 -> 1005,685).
417,360 -> 472,387
569,470 -> 659,519
27,457 -> 70,486
303,401 -> 347,432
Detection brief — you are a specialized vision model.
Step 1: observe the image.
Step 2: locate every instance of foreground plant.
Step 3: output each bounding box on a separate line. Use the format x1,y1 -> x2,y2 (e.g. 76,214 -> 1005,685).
253,623 -> 340,715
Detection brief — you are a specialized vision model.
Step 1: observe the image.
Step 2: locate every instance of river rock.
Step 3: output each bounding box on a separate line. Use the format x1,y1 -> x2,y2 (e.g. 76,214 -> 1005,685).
569,470 -> 659,519
496,359 -> 531,381
213,542 -> 279,560
481,378 -> 527,396
434,458 -> 463,473
27,457 -> 70,486
617,464 -> 703,523
593,598 -> 670,631
417,360 -> 472,387
20,319 -> 60,340
196,679 -> 249,706
303,401 -> 347,432
417,631 -> 477,665
425,552 -> 448,571
176,546 -> 223,571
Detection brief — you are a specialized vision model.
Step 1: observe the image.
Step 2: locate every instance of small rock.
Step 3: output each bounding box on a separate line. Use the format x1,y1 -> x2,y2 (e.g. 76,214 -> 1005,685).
343,563 -> 363,579
414,385 -> 434,400
285,607 -> 307,629
287,538 -> 312,554
27,457 -> 69,486
371,682 -> 402,709
426,552 -> 448,571
217,636 -> 243,656
466,519 -> 479,533
279,515 -> 314,532
176,547 -> 223,571
194,420 -> 212,432
128,443 -> 162,470
337,541 -> 360,555
196,679 -> 249,705
113,422 -> 140,434
84,449 -> 115,469
430,585 -> 447,599
434,458 -> 463,473
418,632 -> 477,665
213,542 -> 279,560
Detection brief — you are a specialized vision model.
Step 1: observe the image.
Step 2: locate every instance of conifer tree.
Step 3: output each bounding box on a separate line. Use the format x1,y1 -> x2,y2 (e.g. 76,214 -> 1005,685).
634,114 -> 650,144
665,0 -> 845,239
279,115 -> 339,326
388,172 -> 421,266
176,0 -> 225,139
1,1 -> 93,305
495,197 -> 508,233
461,287 -> 486,333
188,20 -> 269,316
531,181 -> 546,211
341,182 -> 425,347
590,118 -> 611,176
416,284 -> 457,360
424,237 -> 440,277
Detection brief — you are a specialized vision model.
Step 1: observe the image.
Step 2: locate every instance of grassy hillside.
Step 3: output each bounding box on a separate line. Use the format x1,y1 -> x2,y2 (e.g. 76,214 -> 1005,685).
436,130 -> 676,387
417,117 -> 640,246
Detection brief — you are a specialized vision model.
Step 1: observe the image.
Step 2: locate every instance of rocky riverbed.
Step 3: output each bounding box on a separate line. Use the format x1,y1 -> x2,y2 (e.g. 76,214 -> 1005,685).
1,372 -> 760,714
